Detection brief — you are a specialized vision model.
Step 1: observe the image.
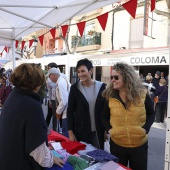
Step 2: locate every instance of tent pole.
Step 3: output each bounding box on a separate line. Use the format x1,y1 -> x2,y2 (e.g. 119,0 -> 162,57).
12,28 -> 16,69
164,48 -> 170,170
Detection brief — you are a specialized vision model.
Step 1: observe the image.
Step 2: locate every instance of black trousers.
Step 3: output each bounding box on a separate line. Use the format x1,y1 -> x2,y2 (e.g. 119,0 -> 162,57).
45,100 -> 57,131
155,102 -> 167,123
110,140 -> 148,170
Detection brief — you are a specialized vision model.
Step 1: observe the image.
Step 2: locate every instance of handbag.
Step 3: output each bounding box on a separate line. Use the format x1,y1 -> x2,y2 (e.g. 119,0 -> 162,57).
154,96 -> 159,103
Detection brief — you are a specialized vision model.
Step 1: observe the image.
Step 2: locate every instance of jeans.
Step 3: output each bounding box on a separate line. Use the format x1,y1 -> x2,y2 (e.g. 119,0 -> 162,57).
62,118 -> 68,138
45,100 -> 57,131
110,140 -> 148,170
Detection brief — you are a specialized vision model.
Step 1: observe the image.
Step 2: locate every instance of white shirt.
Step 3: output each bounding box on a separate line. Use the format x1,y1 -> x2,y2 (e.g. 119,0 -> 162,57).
55,76 -> 71,119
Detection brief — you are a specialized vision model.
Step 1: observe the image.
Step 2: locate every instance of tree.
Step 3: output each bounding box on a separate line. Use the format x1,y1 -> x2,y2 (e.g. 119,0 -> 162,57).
59,19 -> 82,54
154,0 -> 170,18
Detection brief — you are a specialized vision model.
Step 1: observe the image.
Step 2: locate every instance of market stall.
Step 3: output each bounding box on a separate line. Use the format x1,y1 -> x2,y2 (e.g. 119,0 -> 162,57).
47,130 -> 132,170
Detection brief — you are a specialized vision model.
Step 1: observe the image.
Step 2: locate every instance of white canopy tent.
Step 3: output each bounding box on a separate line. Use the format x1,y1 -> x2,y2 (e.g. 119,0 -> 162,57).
0,0 -> 128,68
2,1 -> 170,170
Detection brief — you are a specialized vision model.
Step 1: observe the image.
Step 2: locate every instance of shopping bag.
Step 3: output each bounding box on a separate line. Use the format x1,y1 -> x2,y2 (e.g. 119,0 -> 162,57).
154,96 -> 159,103
104,139 -> 110,153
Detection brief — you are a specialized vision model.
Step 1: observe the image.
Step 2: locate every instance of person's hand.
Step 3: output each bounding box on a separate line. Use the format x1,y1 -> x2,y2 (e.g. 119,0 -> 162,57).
49,101 -> 52,108
68,130 -> 77,141
53,156 -> 64,167
56,113 -> 62,119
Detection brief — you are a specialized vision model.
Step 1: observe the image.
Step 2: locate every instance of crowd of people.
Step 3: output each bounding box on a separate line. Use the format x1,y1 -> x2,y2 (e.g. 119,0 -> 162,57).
142,71 -> 168,123
0,60 -> 167,170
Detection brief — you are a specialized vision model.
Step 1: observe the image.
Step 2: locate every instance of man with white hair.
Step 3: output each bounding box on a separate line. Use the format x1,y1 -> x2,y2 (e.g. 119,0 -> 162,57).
48,68 -> 71,137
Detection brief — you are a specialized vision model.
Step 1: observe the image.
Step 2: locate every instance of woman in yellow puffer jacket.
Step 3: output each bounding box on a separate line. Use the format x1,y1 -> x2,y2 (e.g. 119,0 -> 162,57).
101,62 -> 155,170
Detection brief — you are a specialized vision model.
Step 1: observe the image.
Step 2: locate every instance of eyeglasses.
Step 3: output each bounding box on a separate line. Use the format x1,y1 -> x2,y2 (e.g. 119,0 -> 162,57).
110,75 -> 119,80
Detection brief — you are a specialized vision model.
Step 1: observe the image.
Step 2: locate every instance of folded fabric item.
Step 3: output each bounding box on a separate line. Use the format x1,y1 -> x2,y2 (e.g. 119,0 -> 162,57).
100,161 -> 126,170
48,130 -> 70,142
80,155 -> 95,166
61,141 -> 86,154
78,141 -> 97,155
87,149 -> 119,162
67,155 -> 88,170
57,149 -> 71,162
45,162 -> 73,170
118,163 -> 132,170
84,162 -> 106,170
51,150 -> 63,159
51,142 -> 63,150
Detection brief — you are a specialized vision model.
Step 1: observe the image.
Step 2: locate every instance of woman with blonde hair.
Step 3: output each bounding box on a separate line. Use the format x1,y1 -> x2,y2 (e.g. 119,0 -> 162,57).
154,78 -> 168,123
101,62 -> 155,170
0,63 -> 64,170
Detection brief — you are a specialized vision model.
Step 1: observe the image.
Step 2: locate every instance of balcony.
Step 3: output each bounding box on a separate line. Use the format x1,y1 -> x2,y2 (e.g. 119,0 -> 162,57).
71,32 -> 101,52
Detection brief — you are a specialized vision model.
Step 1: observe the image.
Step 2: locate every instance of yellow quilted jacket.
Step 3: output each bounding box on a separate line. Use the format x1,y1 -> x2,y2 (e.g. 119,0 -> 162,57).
109,92 -> 147,148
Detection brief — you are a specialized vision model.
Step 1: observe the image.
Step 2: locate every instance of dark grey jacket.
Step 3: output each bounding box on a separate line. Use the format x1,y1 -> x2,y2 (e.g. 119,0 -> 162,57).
67,81 -> 106,149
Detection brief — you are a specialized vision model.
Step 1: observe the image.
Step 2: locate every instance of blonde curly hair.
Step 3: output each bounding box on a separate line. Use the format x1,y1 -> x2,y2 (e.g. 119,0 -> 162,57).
102,62 -> 146,108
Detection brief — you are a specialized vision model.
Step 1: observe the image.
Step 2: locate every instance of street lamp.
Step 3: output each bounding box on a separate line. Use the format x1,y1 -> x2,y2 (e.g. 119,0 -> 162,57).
33,39 -> 38,58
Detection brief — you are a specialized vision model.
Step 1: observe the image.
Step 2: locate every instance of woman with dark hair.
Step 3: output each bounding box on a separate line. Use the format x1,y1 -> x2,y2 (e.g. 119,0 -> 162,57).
101,62 -> 155,170
0,63 -> 64,170
67,58 -> 106,149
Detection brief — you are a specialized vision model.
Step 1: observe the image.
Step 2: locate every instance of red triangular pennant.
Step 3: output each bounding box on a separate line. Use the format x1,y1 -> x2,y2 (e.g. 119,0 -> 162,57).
61,25 -> 69,38
97,12 -> 108,31
29,39 -> 34,48
77,21 -> 86,37
122,0 -> 137,19
15,40 -> 19,48
39,35 -> 44,46
21,41 -> 26,51
151,0 -> 155,12
4,47 -> 8,53
50,28 -> 56,39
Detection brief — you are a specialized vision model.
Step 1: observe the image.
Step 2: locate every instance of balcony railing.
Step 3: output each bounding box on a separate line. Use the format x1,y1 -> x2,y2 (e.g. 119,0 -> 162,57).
71,32 -> 101,48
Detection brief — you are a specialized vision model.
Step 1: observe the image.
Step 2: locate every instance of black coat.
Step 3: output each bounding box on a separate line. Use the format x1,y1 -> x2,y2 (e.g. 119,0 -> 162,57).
0,87 -> 47,170
67,81 -> 106,149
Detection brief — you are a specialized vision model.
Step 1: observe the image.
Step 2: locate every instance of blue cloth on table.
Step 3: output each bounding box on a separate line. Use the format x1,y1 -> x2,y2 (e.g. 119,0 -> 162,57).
51,150 -> 63,159
45,162 -> 73,170
86,149 -> 119,163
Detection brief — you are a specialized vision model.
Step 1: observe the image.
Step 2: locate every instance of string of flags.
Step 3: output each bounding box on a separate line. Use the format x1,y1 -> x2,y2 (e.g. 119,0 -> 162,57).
1,0 -> 155,56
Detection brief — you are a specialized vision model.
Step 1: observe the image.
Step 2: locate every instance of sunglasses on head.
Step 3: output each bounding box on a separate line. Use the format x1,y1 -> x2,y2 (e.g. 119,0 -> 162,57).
110,75 -> 119,80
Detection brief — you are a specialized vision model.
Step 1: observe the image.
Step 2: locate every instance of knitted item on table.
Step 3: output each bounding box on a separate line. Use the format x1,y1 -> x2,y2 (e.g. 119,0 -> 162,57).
78,141 -> 97,155
56,149 -> 71,162
67,155 -> 88,170
45,162 -> 73,170
48,130 -> 70,142
61,141 -> 86,154
86,149 -> 119,162
51,150 -> 63,159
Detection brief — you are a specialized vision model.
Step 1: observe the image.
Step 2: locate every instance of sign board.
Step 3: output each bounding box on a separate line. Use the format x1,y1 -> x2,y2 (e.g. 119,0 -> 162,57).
90,54 -> 169,66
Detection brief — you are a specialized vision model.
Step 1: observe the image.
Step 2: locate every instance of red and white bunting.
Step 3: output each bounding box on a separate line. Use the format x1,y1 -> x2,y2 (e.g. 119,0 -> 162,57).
21,41 -> 26,51
50,28 -> 56,39
14,0 -> 156,46
4,46 -> 9,53
97,12 -> 108,31
77,21 -> 86,37
151,0 -> 155,12
29,39 -> 34,48
15,40 -> 19,48
39,35 -> 44,46
61,25 -> 69,38
122,0 -> 137,19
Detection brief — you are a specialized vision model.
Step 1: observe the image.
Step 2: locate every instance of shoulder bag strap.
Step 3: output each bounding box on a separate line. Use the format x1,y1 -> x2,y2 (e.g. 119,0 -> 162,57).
158,86 -> 166,99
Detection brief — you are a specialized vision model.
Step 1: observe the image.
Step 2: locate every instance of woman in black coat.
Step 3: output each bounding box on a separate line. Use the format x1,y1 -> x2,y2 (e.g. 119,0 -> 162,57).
67,58 -> 106,149
154,78 -> 168,123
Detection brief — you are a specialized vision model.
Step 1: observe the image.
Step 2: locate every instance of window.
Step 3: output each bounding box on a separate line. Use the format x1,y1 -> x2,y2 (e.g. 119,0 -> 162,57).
129,17 -> 144,48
